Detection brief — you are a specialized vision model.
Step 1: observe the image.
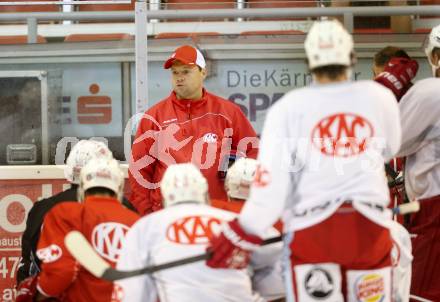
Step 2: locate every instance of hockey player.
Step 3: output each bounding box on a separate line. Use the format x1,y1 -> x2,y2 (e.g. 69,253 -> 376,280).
213,157 -> 283,233
372,47 -> 418,222
17,140 -> 136,284
214,157 -> 285,301
394,24 -> 440,301
16,158 -> 139,302
206,20 -> 401,302
212,157 -> 259,213
425,25 -> 440,78
373,46 -> 419,101
115,163 -> 283,302
129,44 -> 258,216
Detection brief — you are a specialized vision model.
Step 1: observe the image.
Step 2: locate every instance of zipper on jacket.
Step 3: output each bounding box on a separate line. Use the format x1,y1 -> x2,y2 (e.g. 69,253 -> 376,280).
187,103 -> 191,120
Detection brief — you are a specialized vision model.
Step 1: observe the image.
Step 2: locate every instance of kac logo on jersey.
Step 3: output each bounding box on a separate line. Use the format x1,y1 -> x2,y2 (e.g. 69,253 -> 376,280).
311,113 -> 374,157
36,244 -> 62,263
202,133 -> 218,143
166,215 -> 223,244
355,273 -> 385,302
92,222 -> 130,262
305,268 -> 334,299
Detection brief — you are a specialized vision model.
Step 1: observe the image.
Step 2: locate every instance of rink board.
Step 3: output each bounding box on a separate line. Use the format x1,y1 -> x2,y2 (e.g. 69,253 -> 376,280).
0,165 -> 129,301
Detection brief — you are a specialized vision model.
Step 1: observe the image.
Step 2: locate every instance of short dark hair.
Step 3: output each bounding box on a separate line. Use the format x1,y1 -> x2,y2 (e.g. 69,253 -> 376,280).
374,46 -> 410,67
84,187 -> 116,198
432,47 -> 440,58
311,65 -> 348,80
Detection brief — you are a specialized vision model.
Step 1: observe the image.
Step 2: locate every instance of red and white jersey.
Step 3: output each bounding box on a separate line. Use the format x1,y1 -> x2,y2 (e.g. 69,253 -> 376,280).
115,203 -> 282,302
397,78 -> 440,201
36,196 -> 139,302
239,80 -> 401,236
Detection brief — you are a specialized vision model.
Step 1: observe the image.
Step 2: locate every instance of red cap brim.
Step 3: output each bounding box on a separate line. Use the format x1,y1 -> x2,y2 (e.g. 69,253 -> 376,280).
163,56 -> 195,69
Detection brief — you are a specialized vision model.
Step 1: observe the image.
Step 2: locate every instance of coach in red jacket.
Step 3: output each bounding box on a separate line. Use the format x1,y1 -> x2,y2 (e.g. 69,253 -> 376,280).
129,45 -> 258,215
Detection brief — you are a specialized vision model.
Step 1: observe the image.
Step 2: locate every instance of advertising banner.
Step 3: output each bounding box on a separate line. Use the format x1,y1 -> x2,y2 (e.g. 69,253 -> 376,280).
0,165 -> 130,301
0,179 -> 68,301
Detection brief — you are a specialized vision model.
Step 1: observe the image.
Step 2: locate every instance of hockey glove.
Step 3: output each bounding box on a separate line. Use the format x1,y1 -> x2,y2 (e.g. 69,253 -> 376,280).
206,218 -> 263,269
16,275 -> 38,302
375,57 -> 419,100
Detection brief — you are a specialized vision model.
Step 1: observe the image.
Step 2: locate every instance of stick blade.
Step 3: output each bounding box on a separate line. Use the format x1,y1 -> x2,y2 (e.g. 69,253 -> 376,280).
64,230 -> 110,278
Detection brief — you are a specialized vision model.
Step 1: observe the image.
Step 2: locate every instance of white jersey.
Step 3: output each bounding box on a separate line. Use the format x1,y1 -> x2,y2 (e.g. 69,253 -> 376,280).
397,77 -> 440,201
387,220 -> 412,302
115,203 -> 283,302
240,80 -> 401,236
251,258 -> 285,302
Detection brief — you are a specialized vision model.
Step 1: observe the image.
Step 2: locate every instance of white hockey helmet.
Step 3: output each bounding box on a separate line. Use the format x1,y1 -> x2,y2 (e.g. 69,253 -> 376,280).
305,20 -> 354,69
225,158 -> 258,200
78,158 -> 124,202
160,163 -> 208,207
65,140 -> 113,184
424,24 -> 440,71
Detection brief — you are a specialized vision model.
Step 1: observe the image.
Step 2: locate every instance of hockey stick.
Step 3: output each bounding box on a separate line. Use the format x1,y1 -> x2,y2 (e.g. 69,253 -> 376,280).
391,201 -> 419,215
385,163 -> 400,181
65,231 -> 283,281
409,294 -> 434,302
65,202 -> 420,281
388,176 -> 404,188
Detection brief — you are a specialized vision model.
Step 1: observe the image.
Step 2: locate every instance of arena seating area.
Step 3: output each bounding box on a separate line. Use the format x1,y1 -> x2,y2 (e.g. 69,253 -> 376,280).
0,0 -> 439,43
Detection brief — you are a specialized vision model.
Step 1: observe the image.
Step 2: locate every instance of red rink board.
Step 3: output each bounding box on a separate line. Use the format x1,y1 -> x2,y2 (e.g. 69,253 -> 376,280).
0,179 -> 68,301
0,178 -> 132,301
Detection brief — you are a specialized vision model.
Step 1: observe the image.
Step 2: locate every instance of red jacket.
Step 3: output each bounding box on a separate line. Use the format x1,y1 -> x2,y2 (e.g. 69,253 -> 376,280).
36,196 -> 139,302
129,89 -> 258,215
211,198 -> 245,213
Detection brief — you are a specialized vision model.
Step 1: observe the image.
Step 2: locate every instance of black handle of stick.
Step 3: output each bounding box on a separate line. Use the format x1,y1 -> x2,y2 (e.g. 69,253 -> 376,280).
103,253 -> 213,280
388,176 -> 404,188
102,234 -> 283,281
385,163 -> 399,180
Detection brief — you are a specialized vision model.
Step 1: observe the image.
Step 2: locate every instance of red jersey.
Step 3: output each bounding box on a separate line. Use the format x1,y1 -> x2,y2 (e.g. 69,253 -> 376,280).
211,198 -> 245,213
129,89 -> 258,215
36,196 -> 139,302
